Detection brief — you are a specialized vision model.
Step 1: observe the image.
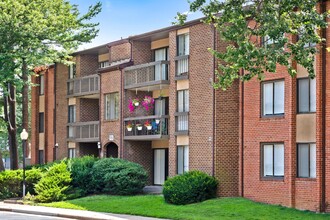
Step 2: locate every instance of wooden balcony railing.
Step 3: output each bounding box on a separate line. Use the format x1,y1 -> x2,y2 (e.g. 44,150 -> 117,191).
124,60 -> 170,89
67,121 -> 99,142
67,74 -> 99,97
124,115 -> 169,140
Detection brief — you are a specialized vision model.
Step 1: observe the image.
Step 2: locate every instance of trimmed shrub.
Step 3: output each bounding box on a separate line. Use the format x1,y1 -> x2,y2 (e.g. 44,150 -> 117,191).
163,171 -> 218,205
35,162 -> 71,203
68,156 -> 97,194
26,159 -> 66,171
0,168 -> 43,200
92,158 -> 148,195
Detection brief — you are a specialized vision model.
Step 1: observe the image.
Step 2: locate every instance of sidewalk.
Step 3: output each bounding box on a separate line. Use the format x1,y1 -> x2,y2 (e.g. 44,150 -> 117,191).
0,202 -> 163,220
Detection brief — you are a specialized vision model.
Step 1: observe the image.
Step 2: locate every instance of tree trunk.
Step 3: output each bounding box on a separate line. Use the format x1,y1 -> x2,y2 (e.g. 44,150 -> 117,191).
0,150 -> 5,171
4,83 -> 18,170
22,58 -> 29,131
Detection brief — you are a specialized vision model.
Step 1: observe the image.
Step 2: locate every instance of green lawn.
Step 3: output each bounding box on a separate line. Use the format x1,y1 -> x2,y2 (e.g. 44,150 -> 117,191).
41,195 -> 330,220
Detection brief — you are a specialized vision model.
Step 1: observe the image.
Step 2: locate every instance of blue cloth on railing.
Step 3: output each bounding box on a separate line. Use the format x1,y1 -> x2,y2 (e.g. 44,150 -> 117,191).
152,121 -> 158,130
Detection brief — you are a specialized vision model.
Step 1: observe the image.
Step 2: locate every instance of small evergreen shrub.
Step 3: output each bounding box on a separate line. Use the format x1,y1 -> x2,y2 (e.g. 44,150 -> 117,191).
0,168 -> 43,199
163,171 -> 218,205
68,156 -> 97,194
92,158 -> 148,195
35,162 -> 71,203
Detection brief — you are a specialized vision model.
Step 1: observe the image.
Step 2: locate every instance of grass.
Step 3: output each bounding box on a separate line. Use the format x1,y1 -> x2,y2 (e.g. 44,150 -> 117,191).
41,195 -> 330,220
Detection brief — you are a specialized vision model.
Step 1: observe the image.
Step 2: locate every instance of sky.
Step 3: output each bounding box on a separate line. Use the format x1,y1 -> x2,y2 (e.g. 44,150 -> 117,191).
69,0 -> 203,50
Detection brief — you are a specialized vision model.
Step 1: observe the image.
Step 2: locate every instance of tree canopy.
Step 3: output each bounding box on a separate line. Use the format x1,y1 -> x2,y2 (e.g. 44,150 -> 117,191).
177,0 -> 329,89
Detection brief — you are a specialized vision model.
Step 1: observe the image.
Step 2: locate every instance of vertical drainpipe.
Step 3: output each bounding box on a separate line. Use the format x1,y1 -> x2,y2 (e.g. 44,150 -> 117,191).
241,69 -> 244,197
98,71 -> 102,158
321,0 -> 326,212
212,26 -> 216,177
53,63 -> 57,161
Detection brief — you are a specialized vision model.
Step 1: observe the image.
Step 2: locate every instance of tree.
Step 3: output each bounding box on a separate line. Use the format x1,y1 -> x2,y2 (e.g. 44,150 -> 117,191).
176,0 -> 329,89
0,0 -> 102,169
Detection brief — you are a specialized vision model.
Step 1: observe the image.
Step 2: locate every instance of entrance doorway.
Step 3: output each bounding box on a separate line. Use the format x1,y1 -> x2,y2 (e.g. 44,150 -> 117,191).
106,142 -> 119,158
153,149 -> 168,185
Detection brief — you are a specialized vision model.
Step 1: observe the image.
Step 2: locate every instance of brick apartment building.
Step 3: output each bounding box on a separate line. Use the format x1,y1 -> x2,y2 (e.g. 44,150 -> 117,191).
31,20 -> 239,197
30,1 -> 330,212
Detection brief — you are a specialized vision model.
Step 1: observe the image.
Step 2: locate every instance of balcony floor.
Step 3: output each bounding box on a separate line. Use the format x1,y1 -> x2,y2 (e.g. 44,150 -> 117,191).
124,81 -> 169,91
124,135 -> 169,141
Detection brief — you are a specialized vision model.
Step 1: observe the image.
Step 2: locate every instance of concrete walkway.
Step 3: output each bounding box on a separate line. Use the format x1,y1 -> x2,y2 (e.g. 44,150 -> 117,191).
143,186 -> 163,195
0,202 -> 164,220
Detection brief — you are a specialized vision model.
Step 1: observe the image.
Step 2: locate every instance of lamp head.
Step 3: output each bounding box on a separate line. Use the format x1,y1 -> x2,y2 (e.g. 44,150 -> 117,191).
20,129 -> 29,140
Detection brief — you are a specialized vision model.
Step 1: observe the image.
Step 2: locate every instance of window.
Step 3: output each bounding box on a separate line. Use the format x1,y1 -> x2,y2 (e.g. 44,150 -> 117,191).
177,90 -> 189,112
298,28 -> 317,48
176,90 -> 189,132
262,80 -> 284,116
69,64 -> 76,79
177,145 -> 189,174
297,143 -> 316,178
39,75 -> 44,95
154,48 -> 169,81
38,150 -> 44,164
297,78 -> 316,113
154,98 -> 168,115
68,105 -> 76,123
68,148 -> 76,159
39,112 -> 44,133
177,34 -> 189,56
99,61 -> 109,68
262,35 -> 275,46
105,93 -> 119,120
262,143 -> 284,178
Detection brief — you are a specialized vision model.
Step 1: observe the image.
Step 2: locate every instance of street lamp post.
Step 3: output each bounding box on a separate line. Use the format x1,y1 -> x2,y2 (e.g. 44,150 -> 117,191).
54,143 -> 59,161
97,142 -> 101,158
20,129 -> 28,199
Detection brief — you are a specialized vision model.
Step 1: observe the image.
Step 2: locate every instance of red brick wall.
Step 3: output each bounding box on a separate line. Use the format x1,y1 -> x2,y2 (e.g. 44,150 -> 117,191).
79,98 -> 99,122
44,67 -> 55,163
100,70 -> 122,156
110,43 -> 131,62
78,55 -> 99,77
123,140 -> 153,184
131,41 -> 152,65
55,63 -> 69,159
30,73 -> 40,164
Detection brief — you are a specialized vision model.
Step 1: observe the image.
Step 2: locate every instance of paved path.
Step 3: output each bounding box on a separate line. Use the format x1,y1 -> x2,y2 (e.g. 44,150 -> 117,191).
0,211 -> 71,220
0,202 -> 164,220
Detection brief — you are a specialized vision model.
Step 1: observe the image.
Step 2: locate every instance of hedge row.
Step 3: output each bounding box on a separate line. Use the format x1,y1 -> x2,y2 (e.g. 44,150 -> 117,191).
0,157 -> 148,203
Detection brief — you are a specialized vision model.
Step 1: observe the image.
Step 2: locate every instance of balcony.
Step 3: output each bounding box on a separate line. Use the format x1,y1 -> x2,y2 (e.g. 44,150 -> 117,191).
124,115 -> 169,140
124,60 -> 170,91
175,112 -> 189,135
175,55 -> 189,80
67,74 -> 100,98
67,121 -> 99,142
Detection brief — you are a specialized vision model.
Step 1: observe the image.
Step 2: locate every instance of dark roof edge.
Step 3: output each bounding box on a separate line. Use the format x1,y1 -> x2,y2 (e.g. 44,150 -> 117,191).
128,17 -> 204,40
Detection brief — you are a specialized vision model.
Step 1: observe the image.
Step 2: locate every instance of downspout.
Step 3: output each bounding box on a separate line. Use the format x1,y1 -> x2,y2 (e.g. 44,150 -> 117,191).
53,63 -> 57,161
241,69 -> 244,197
212,26 -> 216,177
98,71 -> 102,158
321,0 -> 326,212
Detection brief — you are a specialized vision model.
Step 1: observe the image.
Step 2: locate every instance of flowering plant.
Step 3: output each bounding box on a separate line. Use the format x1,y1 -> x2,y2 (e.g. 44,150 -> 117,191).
142,96 -> 155,111
144,120 -> 151,127
126,121 -> 133,128
128,98 -> 140,112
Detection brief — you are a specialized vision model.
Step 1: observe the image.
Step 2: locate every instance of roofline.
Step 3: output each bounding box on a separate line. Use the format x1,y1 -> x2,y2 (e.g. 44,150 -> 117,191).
128,17 -> 203,40
73,16 -> 204,54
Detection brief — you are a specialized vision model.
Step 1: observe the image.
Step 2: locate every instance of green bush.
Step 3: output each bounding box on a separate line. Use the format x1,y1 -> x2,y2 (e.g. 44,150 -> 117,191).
163,171 -> 218,205
35,162 -> 71,203
0,168 -> 43,199
68,156 -> 97,194
92,158 -> 148,195
26,159 -> 66,171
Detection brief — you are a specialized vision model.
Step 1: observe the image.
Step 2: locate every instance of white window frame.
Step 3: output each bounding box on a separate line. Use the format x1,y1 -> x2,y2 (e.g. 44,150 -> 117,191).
39,74 -> 44,95
99,61 -> 110,69
105,92 -> 119,120
69,64 -> 76,79
177,33 -> 189,56
68,105 -> 76,123
262,80 -> 285,116
262,143 -> 284,178
68,148 -> 76,159
177,145 -> 189,174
